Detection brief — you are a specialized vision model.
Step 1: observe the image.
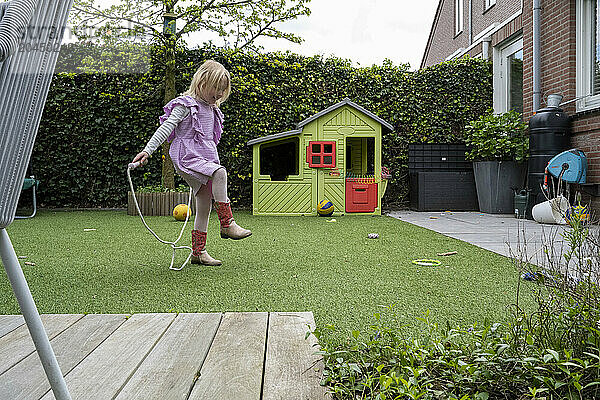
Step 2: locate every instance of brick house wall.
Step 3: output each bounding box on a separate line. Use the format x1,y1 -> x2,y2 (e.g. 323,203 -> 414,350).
522,0 -> 600,210
462,13 -> 524,58
423,0 -> 600,211
422,0 -> 522,67
472,0 -> 522,39
522,0 -> 575,120
490,13 -> 522,46
422,0 -> 469,66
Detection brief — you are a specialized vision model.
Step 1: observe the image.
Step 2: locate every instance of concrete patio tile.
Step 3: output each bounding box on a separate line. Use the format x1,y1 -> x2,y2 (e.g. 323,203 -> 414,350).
388,211 -> 571,262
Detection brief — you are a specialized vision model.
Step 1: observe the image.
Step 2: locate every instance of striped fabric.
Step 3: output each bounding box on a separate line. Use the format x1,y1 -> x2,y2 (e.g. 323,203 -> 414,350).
0,0 -> 36,61
0,0 -> 73,229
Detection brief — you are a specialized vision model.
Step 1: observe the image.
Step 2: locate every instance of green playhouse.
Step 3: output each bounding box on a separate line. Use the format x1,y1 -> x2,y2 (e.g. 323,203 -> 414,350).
247,98 -> 393,216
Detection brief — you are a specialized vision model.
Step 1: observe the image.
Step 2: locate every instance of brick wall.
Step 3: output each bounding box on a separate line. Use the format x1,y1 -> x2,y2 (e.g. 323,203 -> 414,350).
423,0 -> 600,210
491,14 -> 522,46
522,0 -> 600,210
522,0 -> 575,120
422,0 -> 521,67
473,0 -> 522,40
423,0 -> 469,66
465,42 -> 483,57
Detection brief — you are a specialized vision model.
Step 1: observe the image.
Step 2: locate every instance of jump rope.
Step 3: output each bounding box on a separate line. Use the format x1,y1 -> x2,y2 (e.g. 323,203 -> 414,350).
127,161 -> 194,271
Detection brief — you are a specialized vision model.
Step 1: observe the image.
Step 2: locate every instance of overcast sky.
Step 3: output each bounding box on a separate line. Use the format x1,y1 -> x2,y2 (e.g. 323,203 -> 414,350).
66,0 -> 440,71
252,0 -> 440,70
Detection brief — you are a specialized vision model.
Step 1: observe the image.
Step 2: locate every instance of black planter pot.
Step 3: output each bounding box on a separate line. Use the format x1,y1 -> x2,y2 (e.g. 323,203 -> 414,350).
473,161 -> 527,214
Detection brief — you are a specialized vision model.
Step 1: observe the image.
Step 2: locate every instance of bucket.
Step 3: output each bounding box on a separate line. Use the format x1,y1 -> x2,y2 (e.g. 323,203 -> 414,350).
546,94 -> 563,108
532,196 -> 569,224
513,190 -> 529,218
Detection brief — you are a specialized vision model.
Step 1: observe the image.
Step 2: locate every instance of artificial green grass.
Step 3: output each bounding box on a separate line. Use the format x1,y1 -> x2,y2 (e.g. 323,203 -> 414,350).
1,210 -> 527,342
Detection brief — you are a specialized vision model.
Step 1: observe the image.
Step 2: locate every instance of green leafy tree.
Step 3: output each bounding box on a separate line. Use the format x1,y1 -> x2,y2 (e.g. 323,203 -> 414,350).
69,0 -> 311,188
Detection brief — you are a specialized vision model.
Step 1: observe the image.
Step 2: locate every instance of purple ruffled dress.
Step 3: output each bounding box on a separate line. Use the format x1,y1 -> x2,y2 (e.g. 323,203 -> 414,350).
160,95 -> 225,194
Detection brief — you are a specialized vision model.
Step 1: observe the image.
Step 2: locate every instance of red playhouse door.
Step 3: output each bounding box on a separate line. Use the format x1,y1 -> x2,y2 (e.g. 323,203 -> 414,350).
345,181 -> 378,212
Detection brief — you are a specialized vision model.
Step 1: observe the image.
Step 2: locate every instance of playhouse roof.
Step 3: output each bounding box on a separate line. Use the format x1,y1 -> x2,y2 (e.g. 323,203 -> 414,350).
247,129 -> 303,146
246,98 -> 394,146
296,98 -> 394,131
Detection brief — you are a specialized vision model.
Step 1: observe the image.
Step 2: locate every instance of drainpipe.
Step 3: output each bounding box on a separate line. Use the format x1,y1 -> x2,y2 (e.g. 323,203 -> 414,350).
469,0 -> 473,45
532,0 -> 542,111
482,36 -> 491,60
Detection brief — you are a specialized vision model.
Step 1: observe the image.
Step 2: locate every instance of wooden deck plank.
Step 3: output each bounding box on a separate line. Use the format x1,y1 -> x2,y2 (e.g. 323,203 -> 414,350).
0,314 -> 128,400
0,312 -> 328,399
189,312 -> 268,400
115,313 -> 222,400
40,313 -> 176,400
0,314 -> 83,375
0,315 -> 24,338
262,312 -> 329,399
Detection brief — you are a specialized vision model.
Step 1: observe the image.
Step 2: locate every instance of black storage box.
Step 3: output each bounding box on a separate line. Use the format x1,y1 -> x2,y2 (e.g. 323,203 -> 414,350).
408,143 -> 478,211
408,143 -> 471,171
409,171 -> 479,211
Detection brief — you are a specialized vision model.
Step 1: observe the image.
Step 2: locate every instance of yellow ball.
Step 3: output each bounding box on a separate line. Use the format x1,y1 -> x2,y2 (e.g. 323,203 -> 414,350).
173,204 -> 192,221
317,200 -> 334,217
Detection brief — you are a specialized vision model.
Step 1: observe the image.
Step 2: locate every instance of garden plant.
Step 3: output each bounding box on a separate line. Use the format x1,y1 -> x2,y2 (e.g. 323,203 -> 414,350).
464,110 -> 529,163
317,210 -> 600,399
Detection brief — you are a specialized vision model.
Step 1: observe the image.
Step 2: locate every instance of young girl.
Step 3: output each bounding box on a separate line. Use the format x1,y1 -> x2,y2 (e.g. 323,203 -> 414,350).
132,60 -> 251,266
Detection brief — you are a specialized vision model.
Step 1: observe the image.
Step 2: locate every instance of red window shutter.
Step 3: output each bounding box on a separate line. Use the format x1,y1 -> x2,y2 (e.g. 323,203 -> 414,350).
307,141 -> 336,168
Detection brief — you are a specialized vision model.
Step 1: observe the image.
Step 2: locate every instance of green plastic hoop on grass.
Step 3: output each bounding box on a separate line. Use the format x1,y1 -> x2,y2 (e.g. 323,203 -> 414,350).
412,259 -> 441,267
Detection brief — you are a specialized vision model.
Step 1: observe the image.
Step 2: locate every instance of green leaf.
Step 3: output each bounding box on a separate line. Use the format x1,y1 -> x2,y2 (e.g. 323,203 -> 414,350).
546,349 -> 559,362
584,381 -> 600,389
560,361 -> 582,368
526,334 -> 534,346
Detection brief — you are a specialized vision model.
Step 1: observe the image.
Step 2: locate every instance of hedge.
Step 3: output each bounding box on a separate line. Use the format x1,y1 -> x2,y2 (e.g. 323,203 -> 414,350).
26,44 -> 491,209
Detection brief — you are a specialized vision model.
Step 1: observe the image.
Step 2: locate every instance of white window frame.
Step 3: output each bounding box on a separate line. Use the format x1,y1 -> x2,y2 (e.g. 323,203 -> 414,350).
485,0 -> 496,11
455,0 -> 464,35
576,0 -> 600,111
493,37 -> 523,113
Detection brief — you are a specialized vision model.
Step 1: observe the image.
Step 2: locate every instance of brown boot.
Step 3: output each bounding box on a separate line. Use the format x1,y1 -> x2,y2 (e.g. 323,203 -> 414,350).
214,201 -> 252,240
191,230 -> 222,266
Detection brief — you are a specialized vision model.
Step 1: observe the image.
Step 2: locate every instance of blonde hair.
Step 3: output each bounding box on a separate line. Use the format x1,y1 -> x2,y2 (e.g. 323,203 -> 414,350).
183,60 -> 231,106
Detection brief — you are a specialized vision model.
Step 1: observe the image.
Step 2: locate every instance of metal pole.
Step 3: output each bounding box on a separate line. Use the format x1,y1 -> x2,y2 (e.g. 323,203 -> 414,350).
0,228 -> 71,400
468,0 -> 472,45
532,0 -> 542,111
482,36 -> 491,60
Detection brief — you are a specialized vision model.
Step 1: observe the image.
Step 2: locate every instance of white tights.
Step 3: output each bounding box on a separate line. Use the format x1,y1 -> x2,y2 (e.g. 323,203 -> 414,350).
194,167 -> 228,231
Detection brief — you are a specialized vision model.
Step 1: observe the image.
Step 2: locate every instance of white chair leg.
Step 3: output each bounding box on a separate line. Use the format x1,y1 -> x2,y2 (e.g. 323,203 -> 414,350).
0,229 -> 71,400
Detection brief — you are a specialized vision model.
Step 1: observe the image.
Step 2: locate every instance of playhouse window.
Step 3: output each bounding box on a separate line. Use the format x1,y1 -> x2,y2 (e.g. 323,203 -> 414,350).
346,137 -> 375,174
307,141 -> 336,168
366,138 -> 375,173
259,138 -> 299,181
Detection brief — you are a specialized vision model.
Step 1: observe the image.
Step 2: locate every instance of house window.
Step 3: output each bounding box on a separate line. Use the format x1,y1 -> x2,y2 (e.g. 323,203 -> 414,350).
306,141 -> 336,168
455,0 -> 464,35
508,49 -> 523,113
485,0 -> 496,11
493,37 -> 523,113
576,0 -> 600,111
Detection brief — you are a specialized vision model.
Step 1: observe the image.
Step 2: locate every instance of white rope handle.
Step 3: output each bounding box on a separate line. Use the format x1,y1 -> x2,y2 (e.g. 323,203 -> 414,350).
127,163 -> 193,271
